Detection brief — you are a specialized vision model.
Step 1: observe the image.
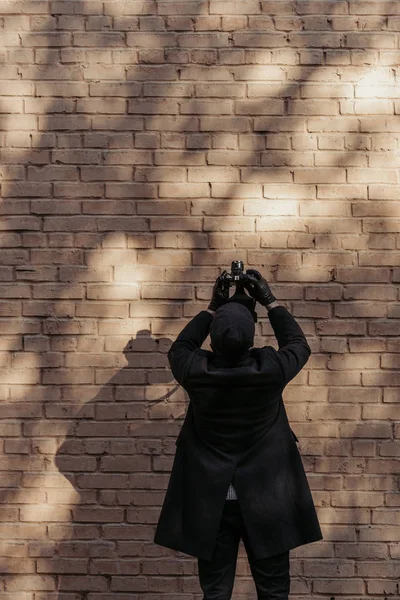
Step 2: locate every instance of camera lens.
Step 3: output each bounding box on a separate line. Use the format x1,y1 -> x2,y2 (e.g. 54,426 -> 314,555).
231,260 -> 244,281
231,260 -> 244,272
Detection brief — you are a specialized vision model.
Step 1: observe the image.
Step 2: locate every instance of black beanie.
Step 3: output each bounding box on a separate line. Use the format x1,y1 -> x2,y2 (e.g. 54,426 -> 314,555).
209,302 -> 255,362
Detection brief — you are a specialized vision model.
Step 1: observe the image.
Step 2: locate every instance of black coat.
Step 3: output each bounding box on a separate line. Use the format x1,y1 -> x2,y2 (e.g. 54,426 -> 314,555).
153,305 -> 323,560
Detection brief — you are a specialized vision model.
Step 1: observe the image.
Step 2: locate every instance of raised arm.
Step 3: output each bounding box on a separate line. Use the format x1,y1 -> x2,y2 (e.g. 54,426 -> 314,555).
167,310 -> 213,385
167,272 -> 231,385
243,270 -> 311,386
267,304 -> 311,385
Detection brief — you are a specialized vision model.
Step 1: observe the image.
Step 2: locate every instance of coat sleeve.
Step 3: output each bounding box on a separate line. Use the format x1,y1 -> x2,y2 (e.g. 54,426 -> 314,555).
167,310 -> 214,385
266,305 -> 312,386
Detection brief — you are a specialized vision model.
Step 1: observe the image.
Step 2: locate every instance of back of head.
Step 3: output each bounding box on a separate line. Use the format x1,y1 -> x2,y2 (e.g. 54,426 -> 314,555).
209,302 -> 255,363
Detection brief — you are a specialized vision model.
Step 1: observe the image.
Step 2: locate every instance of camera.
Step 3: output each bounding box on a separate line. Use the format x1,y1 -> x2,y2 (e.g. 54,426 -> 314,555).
224,260 -> 245,286
222,260 -> 258,322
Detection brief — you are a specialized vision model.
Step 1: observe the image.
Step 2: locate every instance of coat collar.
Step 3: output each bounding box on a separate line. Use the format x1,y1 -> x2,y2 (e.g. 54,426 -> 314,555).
211,349 -> 252,368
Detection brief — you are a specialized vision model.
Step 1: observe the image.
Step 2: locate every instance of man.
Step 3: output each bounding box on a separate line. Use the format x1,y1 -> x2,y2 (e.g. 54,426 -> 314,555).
153,269 -> 323,600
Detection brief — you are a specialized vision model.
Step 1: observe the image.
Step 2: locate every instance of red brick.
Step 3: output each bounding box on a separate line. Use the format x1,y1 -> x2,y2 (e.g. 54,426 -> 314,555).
136,200 -> 188,215
369,184 -> 400,199
142,284 -> 193,300
343,284 -> 396,300
137,250 -> 191,266
156,232 -> 207,248
345,32 -> 397,48
300,201 -> 351,217
294,168 -> 346,183
150,217 -> 202,231
292,302 -> 331,318
157,267 -> 209,283
59,267 -> 112,283
305,285 -> 343,301
54,184 -> 104,201
335,302 -> 387,318
0,5 -> 398,593
276,267 -> 332,282
336,267 -> 390,282
316,320 -> 366,336
188,165 -> 239,183
158,182 -> 210,197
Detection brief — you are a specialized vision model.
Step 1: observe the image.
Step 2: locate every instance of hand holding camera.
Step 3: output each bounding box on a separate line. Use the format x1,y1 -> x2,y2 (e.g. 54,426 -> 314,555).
207,270 -> 231,312
243,269 -> 277,307
207,261 -> 277,317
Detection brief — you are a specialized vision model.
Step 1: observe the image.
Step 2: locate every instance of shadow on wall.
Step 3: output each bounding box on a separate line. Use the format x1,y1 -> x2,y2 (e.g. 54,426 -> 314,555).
0,0 -> 399,596
53,329 -> 189,597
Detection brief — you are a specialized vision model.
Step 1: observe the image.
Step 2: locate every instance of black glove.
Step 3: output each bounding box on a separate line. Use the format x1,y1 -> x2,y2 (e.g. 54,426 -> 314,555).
208,270 -> 230,312
242,269 -> 276,306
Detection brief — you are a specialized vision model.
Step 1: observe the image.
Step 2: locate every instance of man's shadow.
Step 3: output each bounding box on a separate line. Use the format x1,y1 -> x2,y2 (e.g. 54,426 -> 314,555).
54,330 -> 189,597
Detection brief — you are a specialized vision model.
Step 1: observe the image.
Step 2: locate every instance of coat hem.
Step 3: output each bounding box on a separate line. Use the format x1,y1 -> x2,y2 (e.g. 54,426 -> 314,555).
154,530 -> 324,562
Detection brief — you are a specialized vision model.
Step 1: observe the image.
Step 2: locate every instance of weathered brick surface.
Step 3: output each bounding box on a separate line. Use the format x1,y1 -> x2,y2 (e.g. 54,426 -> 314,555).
0,0 -> 399,596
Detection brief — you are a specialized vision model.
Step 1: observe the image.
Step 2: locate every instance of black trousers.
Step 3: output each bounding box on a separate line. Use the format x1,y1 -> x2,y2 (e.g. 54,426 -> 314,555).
197,499 -> 290,600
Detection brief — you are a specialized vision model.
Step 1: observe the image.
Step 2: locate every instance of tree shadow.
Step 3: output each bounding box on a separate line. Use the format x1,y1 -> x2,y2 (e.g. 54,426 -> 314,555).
0,0 -> 399,596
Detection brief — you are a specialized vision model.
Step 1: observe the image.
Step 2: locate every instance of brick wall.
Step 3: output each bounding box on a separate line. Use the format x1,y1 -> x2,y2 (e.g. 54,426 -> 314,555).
0,0 -> 399,598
